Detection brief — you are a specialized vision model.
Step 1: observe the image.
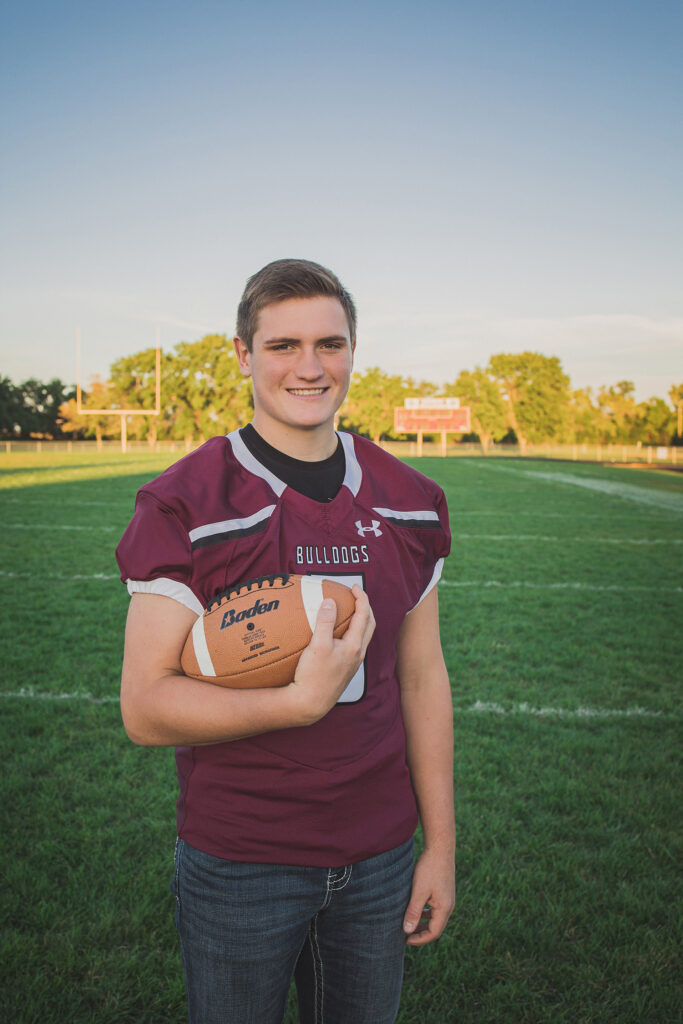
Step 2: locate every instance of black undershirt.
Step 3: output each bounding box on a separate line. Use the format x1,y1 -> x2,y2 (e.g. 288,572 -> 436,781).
239,423 -> 345,503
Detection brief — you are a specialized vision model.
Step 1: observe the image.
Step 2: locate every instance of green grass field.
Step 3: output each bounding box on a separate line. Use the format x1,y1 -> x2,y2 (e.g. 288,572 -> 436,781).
1,450 -> 681,1023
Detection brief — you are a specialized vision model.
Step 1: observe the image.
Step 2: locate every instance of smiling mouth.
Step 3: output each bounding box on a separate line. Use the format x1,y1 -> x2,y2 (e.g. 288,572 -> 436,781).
287,387 -> 328,396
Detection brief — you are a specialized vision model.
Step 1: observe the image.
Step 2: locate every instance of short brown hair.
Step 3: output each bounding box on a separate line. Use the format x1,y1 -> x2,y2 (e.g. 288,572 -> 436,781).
236,258 -> 357,352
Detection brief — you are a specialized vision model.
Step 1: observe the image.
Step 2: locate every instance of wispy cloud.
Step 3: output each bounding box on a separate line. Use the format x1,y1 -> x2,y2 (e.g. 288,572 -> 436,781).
363,308 -> 683,339
146,311 -> 217,335
355,309 -> 682,398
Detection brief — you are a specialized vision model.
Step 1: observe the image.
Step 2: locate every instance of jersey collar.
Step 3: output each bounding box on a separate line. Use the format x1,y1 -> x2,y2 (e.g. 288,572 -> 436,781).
226,429 -> 362,499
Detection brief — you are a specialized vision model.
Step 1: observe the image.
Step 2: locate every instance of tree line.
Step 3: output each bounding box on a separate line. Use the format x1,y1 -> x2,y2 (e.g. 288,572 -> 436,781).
2,335 -> 682,447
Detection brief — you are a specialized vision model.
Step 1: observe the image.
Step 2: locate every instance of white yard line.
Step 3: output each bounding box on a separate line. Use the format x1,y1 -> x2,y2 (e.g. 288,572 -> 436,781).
457,701 -> 671,720
456,534 -> 681,544
1,688 -> 674,720
0,500 -> 656,520
1,688 -> 119,704
7,525 -> 675,543
1,572 -> 679,592
452,510 -> 661,519
439,580 -> 683,593
0,570 -> 118,579
1,523 -> 117,531
522,470 -> 683,513
472,462 -> 683,514
0,497 -> 131,508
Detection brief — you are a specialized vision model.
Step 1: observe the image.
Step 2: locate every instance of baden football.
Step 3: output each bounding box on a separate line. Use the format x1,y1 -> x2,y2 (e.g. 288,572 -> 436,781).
181,573 -> 356,688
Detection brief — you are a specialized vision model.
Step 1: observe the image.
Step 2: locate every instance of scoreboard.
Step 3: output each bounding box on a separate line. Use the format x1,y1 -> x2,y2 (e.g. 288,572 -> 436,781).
394,398 -> 470,435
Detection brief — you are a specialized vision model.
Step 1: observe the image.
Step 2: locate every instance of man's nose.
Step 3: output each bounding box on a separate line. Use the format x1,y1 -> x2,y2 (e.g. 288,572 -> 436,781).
295,346 -> 323,379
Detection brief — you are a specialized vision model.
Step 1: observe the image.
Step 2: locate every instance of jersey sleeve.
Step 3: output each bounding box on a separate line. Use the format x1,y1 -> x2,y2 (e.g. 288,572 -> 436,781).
115,491 -> 203,615
412,483 -> 451,609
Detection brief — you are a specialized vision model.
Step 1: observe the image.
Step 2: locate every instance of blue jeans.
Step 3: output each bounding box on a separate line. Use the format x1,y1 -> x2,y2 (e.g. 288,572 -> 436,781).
172,836 -> 415,1024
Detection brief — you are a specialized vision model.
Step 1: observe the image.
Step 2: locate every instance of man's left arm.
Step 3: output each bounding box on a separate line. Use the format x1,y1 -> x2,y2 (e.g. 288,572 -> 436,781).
397,585 -> 456,946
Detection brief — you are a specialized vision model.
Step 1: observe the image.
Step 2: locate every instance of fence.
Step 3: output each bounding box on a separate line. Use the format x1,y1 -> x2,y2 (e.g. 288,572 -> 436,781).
381,440 -> 680,464
1,438 -> 680,465
1,438 -> 197,455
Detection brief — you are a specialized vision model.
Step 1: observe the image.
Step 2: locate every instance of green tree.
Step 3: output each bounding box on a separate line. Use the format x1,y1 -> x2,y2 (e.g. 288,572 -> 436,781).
108,348 -> 169,443
487,352 -> 571,453
165,335 -> 253,443
59,377 -> 121,442
634,397 -> 675,445
668,383 -> 683,438
105,336 -> 252,444
0,376 -> 25,437
596,381 -> 638,443
567,387 -> 607,444
17,378 -> 74,438
445,367 -> 506,454
340,367 -> 434,443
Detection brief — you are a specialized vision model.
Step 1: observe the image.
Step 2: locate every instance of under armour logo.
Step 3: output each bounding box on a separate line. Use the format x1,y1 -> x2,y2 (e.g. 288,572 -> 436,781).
355,519 -> 382,538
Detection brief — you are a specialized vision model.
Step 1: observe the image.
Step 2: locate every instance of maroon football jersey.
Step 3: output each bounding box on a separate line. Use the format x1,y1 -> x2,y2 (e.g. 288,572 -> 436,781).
116,430 -> 451,866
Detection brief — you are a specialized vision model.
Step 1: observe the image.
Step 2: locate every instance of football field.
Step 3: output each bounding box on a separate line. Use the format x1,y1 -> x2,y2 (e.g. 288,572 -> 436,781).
1,450 -> 681,1023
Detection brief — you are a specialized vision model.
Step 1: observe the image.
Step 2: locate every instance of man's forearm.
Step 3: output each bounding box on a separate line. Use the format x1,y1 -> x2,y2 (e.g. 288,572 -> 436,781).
121,670 -> 308,746
401,667 -> 456,851
400,664 -> 456,945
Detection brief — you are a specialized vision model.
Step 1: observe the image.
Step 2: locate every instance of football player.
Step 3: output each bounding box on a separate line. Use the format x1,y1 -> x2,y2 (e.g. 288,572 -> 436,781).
117,259 -> 455,1024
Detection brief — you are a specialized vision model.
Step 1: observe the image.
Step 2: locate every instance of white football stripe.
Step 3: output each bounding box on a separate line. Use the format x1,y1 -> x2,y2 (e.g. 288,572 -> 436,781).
300,576 -> 325,633
191,615 -> 216,677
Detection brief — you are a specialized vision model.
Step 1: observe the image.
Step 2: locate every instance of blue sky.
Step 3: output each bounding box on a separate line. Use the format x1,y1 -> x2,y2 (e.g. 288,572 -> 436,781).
1,0 -> 681,401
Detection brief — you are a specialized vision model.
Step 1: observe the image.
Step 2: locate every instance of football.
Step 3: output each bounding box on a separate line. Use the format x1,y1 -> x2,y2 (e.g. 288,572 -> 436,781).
181,573 -> 356,688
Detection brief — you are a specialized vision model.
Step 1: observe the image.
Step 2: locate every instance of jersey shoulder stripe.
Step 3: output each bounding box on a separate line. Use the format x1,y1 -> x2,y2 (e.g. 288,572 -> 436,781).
189,505 -> 277,550
372,506 -> 442,530
227,429 -> 287,496
338,431 -> 363,496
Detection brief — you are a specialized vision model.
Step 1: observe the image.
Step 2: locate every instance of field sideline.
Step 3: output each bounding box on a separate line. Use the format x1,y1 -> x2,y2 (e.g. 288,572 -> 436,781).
1,450 -> 681,1023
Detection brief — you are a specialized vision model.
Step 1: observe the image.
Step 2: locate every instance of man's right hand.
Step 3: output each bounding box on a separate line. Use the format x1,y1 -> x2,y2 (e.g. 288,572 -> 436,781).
286,585 -> 375,725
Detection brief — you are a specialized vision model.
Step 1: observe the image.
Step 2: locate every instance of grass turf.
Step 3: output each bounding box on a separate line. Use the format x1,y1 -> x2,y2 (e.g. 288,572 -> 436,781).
1,450 -> 681,1023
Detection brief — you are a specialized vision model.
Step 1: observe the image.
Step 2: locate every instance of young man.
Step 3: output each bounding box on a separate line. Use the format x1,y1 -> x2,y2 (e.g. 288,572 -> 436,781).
116,259 -> 455,1024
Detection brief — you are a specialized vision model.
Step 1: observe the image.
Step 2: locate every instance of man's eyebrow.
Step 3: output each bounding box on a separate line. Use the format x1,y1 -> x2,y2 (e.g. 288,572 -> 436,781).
262,334 -> 348,345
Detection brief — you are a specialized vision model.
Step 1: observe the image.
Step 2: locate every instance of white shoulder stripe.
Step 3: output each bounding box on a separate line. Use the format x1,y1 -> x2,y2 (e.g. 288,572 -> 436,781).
338,431 -> 363,496
126,577 -> 204,616
189,505 -> 276,543
373,507 -> 439,521
227,429 -> 287,496
409,557 -> 445,612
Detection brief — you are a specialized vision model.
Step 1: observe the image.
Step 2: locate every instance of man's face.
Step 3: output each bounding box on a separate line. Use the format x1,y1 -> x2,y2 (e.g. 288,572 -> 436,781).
234,296 -> 354,445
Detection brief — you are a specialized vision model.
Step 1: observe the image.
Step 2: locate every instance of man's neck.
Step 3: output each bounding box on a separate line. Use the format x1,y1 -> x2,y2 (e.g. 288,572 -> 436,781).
249,416 -> 338,462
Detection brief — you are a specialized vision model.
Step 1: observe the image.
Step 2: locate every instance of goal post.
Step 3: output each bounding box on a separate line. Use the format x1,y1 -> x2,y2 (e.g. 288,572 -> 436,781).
76,329 -> 162,452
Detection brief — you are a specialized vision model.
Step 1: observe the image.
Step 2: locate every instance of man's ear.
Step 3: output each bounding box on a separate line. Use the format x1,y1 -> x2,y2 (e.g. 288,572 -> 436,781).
233,336 -> 251,377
